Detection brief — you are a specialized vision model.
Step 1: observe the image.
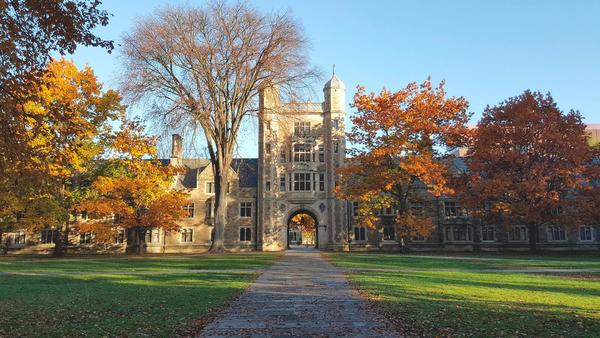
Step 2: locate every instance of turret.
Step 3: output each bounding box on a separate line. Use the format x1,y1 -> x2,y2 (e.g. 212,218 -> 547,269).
323,72 -> 345,113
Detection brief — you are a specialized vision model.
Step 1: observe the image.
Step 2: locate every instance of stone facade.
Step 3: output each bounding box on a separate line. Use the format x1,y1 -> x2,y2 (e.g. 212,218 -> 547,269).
1,74 -> 599,254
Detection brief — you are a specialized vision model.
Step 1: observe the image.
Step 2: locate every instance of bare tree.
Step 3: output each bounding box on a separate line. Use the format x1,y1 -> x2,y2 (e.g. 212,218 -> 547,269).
120,1 -> 318,252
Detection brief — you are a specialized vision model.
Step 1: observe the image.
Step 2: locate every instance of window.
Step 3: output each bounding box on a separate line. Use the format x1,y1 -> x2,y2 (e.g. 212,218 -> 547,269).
352,201 -> 360,217
294,121 -> 310,137
40,229 -> 58,244
14,231 -> 26,245
183,203 -> 195,218
112,214 -> 121,224
293,172 -> 312,191
265,181 -> 271,191
144,228 -> 160,243
481,226 -> 495,241
444,201 -> 465,217
332,119 -> 339,129
239,227 -> 252,241
240,202 -> 252,218
80,211 -> 88,220
181,228 -> 193,243
79,232 -> 93,244
205,182 -> 215,194
381,206 -> 394,216
319,173 -> 325,191
580,225 -> 593,241
508,226 -> 528,241
293,143 -> 311,162
412,234 -> 426,241
318,145 -> 324,162
446,226 -> 472,241
354,227 -> 366,241
410,202 -> 424,215
279,176 -> 286,192
205,200 -> 214,219
383,227 -> 396,240
279,146 -> 287,162
548,226 -> 566,241
115,230 -> 125,244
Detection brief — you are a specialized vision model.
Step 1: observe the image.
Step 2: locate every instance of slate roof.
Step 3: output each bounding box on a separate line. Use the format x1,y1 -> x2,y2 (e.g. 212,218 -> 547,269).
231,158 -> 259,188
161,158 -> 258,189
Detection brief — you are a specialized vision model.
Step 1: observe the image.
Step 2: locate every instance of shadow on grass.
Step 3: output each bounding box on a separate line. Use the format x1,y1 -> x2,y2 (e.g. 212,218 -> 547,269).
333,253 -> 600,271
0,272 -> 256,337
350,271 -> 600,337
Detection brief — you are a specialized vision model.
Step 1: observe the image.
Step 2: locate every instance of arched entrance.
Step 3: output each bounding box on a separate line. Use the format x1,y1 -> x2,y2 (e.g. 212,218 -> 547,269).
287,209 -> 319,249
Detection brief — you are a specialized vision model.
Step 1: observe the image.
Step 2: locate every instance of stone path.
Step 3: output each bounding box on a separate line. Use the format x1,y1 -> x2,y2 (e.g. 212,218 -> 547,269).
199,248 -> 399,337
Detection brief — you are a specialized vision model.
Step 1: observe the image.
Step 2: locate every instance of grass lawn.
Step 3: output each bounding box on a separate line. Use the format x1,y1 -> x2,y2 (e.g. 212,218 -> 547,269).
0,253 -> 281,337
328,253 -> 600,337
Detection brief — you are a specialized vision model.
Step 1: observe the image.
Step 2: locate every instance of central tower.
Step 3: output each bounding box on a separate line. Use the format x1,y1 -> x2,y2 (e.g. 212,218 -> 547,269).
257,73 -> 349,251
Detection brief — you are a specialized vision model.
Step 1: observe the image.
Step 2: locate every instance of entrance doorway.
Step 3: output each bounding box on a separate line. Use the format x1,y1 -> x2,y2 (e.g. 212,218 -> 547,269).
287,210 -> 318,249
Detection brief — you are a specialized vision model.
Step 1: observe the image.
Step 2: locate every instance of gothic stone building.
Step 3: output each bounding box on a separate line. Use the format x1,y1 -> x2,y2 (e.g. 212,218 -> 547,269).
2,75 -> 599,254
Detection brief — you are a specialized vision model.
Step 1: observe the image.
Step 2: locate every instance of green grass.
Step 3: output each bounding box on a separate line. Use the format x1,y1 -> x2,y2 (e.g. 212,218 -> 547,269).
0,253 -> 281,337
330,252 -> 600,271
0,253 -> 280,273
328,253 -> 600,337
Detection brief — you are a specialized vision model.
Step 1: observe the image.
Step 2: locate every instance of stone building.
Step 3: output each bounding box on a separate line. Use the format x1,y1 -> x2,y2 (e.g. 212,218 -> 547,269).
1,74 -> 599,253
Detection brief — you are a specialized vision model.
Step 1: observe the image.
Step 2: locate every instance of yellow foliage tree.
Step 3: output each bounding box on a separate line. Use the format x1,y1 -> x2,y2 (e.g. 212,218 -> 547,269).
76,120 -> 189,253
1,58 -> 123,255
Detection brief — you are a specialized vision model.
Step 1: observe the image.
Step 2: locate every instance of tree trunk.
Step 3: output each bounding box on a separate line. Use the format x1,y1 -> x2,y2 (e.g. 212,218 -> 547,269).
210,159 -> 229,253
528,223 -> 538,252
0,229 -> 4,255
53,230 -> 65,257
137,228 -> 146,255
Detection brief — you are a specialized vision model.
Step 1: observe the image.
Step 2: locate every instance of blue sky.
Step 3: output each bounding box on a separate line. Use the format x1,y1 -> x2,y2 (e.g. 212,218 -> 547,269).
71,0 -> 600,157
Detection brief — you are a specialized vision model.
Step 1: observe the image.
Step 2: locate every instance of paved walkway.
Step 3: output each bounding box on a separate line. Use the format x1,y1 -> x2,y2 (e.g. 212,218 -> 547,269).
199,248 -> 399,337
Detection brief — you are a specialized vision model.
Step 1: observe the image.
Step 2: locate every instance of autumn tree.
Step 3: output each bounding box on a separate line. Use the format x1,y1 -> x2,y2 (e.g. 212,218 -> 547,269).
289,213 -> 316,246
3,58 -> 123,255
338,79 -> 471,245
462,91 -> 593,251
1,0 -> 113,178
76,120 -> 189,254
0,0 -> 114,253
120,1 -> 317,251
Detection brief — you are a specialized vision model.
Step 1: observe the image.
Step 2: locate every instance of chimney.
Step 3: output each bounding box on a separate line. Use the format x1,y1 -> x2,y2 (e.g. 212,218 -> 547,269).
171,134 -> 183,159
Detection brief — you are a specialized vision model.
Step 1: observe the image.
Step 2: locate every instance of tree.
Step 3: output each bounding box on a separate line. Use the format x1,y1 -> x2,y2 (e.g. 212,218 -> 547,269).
120,1 -> 317,251
0,0 -> 112,88
338,79 -> 470,246
1,0 -> 113,178
289,213 -> 316,246
76,120 -> 189,254
3,58 -> 122,255
0,0 -> 114,253
462,91 -> 592,251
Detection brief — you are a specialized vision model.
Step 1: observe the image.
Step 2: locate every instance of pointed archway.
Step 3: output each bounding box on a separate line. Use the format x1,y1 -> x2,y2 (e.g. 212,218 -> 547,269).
286,209 -> 319,249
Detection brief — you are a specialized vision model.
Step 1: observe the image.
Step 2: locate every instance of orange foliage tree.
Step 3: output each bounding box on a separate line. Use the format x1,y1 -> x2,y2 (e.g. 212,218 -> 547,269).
462,91 -> 593,251
76,120 -> 189,253
289,213 -> 316,245
338,79 -> 471,245
1,58 -> 123,255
